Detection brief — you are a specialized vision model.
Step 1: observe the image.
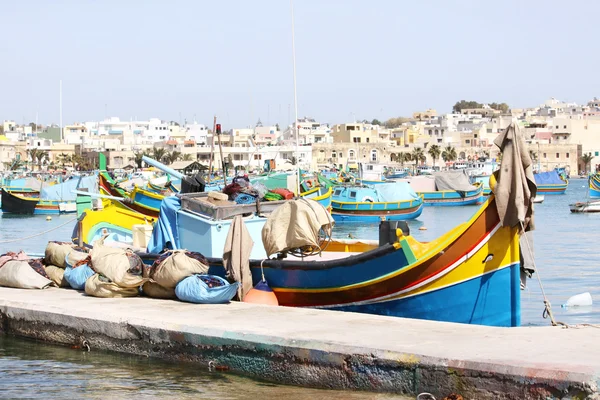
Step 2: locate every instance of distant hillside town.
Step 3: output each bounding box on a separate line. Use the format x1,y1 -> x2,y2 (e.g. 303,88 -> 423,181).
1,96 -> 599,175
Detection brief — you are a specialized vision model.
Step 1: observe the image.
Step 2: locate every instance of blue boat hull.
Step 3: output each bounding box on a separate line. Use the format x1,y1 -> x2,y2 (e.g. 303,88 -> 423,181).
332,204 -> 423,222
328,263 -> 520,327
420,187 -> 484,206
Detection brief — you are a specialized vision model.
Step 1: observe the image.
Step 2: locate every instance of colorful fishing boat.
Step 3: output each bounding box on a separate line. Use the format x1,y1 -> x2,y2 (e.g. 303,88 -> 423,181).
139,188 -> 521,327
534,170 -> 568,194
138,123 -> 534,327
589,173 -> 600,197
331,183 -> 424,222
0,187 -> 39,214
401,172 -> 484,206
98,172 -> 162,218
300,186 -> 333,210
72,201 -> 157,248
472,175 -> 492,196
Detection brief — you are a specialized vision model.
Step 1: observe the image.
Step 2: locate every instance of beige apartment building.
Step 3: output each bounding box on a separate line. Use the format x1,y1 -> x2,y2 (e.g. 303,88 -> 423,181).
330,123 -> 391,144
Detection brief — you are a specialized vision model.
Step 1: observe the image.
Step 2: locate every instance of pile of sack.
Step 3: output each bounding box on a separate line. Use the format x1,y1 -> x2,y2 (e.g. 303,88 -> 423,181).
1,240 -> 239,305
142,249 -> 239,304
0,250 -> 55,289
44,241 -> 90,289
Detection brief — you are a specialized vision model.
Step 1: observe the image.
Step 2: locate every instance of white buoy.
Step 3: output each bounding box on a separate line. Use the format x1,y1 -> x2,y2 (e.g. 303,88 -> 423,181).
46,216 -> 52,221
562,292 -> 593,308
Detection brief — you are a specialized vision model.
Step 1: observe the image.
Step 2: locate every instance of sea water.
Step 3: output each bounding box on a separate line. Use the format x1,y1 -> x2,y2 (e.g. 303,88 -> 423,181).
0,180 -> 598,397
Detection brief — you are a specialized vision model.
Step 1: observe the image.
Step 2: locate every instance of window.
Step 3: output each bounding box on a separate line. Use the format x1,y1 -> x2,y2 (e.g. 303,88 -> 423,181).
331,151 -> 337,158
555,125 -> 559,129
596,151 -> 599,157
367,165 -> 374,170
441,129 -> 444,134
429,129 -> 432,135
543,153 -> 547,158
564,136 -> 567,140
566,153 -> 570,158
370,149 -> 378,162
366,138 -> 369,143
349,191 -> 357,199
465,139 -> 470,144
348,150 -> 355,159
434,129 -> 439,135
556,153 -> 559,158
253,154 -> 262,160
334,189 -> 342,196
564,125 -> 567,129
474,134 -> 478,138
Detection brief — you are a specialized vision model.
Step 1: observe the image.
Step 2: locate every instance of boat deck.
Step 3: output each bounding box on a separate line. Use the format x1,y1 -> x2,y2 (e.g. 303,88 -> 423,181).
1,287 -> 599,399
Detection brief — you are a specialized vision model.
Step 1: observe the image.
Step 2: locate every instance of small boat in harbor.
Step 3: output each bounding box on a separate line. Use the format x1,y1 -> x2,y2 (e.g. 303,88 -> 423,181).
570,200 -> 600,213
532,195 -> 545,204
400,171 -> 484,206
534,170 -> 568,194
589,173 -> 600,197
330,182 -> 424,222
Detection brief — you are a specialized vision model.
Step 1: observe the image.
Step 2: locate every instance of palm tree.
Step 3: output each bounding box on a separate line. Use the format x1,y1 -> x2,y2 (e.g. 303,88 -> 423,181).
580,152 -> 594,174
152,147 -> 167,163
165,150 -> 182,165
3,158 -> 24,171
71,154 -> 84,171
441,145 -> 457,163
396,152 -> 412,167
36,150 -> 49,170
428,144 -> 441,167
182,153 -> 193,161
134,151 -> 151,168
26,148 -> 40,170
411,147 -> 426,167
56,153 -> 72,168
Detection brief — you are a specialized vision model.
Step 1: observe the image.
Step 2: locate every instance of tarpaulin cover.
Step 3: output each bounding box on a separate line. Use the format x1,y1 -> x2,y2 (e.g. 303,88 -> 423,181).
376,181 -> 420,202
534,170 -> 564,185
434,170 -> 477,192
147,196 -> 181,253
40,175 -> 98,201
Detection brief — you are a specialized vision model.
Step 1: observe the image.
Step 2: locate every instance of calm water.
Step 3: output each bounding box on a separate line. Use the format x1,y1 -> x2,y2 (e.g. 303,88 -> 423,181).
0,182 -> 598,398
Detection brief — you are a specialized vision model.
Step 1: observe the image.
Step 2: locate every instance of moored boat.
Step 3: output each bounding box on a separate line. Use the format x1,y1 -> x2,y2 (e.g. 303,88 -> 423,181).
331,182 -> 423,222
569,200 -> 600,213
0,187 -> 38,214
534,170 -> 568,194
589,173 -> 600,197
401,172 -> 484,206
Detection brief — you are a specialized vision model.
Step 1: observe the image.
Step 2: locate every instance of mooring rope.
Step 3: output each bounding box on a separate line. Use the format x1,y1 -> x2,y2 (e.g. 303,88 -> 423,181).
519,221 -> 568,327
0,217 -> 78,244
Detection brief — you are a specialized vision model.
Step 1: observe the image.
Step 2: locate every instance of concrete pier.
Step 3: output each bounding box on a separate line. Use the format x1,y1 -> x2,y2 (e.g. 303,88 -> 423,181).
0,287 -> 599,400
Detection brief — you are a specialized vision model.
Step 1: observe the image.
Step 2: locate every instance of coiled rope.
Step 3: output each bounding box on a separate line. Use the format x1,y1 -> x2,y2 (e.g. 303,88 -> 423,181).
0,217 -> 78,244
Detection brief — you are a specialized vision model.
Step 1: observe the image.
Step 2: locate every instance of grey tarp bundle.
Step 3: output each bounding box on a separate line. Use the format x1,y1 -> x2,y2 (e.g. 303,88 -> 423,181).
434,170 -> 477,193
223,215 -> 254,301
492,122 -> 537,288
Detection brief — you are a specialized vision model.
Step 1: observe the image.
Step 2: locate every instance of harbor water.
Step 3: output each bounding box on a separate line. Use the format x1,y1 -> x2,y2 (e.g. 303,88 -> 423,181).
0,180 -> 597,398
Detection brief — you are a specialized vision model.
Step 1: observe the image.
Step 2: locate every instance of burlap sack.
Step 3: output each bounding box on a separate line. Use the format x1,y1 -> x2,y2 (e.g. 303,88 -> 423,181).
151,250 -> 209,289
0,261 -> 54,289
65,250 -> 88,268
90,240 -> 146,288
141,281 -> 177,299
45,242 -> 75,268
85,274 -> 139,298
44,265 -> 70,288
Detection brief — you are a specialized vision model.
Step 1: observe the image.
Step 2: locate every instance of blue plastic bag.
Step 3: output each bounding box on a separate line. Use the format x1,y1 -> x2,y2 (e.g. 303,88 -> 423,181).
64,265 -> 94,290
175,274 -> 239,304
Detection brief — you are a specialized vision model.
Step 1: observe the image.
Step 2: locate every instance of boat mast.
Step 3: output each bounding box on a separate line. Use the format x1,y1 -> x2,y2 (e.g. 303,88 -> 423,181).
207,115 -> 216,184
290,0 -> 301,196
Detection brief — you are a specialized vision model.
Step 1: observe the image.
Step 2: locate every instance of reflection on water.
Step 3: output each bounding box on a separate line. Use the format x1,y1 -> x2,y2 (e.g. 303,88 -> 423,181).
0,336 -> 409,400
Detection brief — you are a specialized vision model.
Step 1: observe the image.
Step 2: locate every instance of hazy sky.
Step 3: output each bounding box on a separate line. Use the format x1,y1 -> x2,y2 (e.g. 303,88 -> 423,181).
2,0 -> 599,129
